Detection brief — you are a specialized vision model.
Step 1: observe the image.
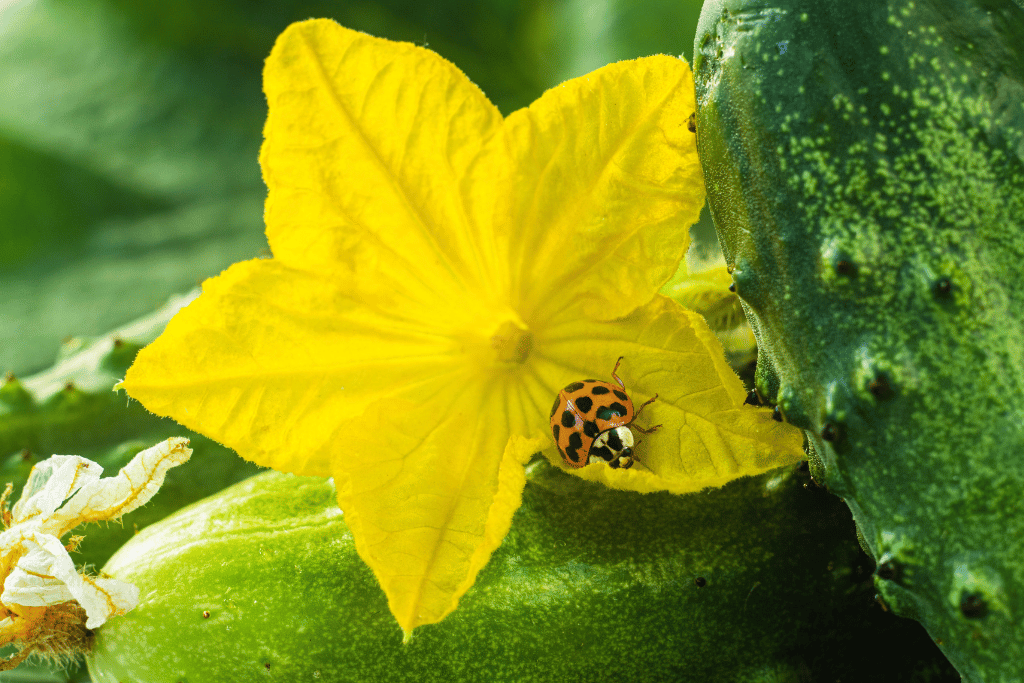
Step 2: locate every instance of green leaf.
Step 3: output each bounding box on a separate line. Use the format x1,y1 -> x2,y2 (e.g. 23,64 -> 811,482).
0,0 -> 268,375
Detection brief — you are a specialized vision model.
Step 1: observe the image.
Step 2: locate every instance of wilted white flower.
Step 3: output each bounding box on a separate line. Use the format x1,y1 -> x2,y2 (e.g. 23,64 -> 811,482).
0,437 -> 191,669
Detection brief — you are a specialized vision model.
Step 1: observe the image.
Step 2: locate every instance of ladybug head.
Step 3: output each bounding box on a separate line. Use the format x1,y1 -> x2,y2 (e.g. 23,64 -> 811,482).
589,426 -> 636,469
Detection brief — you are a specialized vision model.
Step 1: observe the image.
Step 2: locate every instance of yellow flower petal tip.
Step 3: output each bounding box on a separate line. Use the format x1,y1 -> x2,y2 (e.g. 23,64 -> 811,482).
123,18 -> 716,635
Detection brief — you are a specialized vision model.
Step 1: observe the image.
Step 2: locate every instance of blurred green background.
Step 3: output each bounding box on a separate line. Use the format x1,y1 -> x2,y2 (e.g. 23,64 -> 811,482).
0,0 -> 704,376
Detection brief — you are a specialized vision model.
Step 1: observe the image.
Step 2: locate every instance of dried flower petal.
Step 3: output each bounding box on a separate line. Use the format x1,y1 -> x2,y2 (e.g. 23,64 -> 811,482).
0,437 -> 191,668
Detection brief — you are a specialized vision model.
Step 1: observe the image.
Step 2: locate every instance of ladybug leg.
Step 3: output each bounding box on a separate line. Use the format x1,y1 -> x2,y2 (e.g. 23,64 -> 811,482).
610,356 -> 626,390
634,423 -> 662,434
632,393 -> 658,420
632,394 -> 661,433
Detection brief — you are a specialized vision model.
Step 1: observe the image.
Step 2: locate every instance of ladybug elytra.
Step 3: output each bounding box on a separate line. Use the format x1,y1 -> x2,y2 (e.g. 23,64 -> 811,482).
549,357 -> 660,469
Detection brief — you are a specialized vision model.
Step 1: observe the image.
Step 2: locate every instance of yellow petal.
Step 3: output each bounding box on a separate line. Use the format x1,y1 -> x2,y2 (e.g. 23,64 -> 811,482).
333,380 -> 546,638
535,295 -> 804,493
261,19 -> 510,310
501,55 -> 705,327
122,260 -> 466,477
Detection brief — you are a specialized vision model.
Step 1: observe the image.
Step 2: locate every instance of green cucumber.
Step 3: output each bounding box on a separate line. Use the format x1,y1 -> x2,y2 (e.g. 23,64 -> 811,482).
694,0 -> 1024,680
87,462 -> 956,682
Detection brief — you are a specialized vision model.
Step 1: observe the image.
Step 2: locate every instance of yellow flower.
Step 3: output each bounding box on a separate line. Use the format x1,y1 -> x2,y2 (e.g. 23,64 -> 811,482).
121,19 -> 803,638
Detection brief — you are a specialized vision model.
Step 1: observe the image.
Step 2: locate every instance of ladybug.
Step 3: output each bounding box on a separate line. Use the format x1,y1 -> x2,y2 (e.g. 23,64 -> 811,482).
549,357 -> 660,469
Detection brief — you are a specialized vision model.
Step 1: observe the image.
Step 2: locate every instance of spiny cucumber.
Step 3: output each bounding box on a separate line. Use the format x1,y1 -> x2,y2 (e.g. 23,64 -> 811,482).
87,461 -> 957,681
694,0 -> 1024,680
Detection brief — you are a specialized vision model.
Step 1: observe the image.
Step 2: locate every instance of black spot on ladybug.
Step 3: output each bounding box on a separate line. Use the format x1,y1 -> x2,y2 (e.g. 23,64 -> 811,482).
959,592 -> 988,619
876,560 -> 902,583
835,259 -> 857,277
551,424 -> 560,442
564,381 -> 585,392
566,432 -> 584,462
561,410 -> 576,429
583,379 -> 598,383
744,389 -> 760,406
575,396 -> 594,414
591,385 -> 610,395
694,576 -> 707,587
550,396 -> 561,418
728,282 -> 736,293
583,420 -> 600,438
613,389 -> 628,402
772,406 -> 783,422
869,374 -> 894,400
687,112 -> 696,133
607,429 -> 624,451
590,444 -> 613,461
605,402 -> 628,419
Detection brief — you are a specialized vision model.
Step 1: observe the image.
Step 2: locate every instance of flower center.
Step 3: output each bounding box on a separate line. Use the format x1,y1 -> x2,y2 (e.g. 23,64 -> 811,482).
490,320 -> 532,365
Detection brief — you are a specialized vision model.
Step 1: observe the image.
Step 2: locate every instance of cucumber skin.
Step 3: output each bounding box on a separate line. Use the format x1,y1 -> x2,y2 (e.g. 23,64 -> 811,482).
693,1 -> 1024,680
87,463 -> 958,682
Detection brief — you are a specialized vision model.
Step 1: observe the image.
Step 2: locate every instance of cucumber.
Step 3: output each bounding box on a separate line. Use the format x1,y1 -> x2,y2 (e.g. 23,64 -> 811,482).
693,0 -> 1024,680
87,462 -> 957,682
